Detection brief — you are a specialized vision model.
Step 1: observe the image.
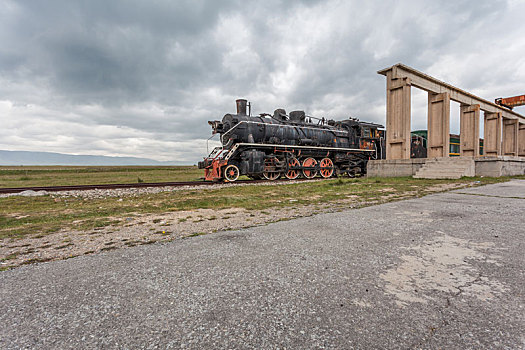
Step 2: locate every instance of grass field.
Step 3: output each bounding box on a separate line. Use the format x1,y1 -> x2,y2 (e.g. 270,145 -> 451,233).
0,175 -> 511,241
0,166 -> 203,188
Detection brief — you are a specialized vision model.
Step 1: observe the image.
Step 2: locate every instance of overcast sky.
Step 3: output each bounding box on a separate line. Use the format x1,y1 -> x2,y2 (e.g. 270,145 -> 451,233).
1,0 -> 525,163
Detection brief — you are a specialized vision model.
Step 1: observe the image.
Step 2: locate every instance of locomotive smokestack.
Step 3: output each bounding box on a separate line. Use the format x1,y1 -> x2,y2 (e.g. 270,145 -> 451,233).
236,99 -> 247,115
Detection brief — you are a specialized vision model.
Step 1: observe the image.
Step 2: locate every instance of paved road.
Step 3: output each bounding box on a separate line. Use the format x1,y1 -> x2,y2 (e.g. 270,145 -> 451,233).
1,180 -> 524,349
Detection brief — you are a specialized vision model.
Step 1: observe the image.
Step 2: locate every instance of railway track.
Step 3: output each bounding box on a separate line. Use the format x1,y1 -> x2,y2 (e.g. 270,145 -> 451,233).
0,178 -> 310,194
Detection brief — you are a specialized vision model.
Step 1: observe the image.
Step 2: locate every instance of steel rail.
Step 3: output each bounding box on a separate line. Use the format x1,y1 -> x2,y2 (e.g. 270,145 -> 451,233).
0,178 -> 314,194
0,181 -> 212,194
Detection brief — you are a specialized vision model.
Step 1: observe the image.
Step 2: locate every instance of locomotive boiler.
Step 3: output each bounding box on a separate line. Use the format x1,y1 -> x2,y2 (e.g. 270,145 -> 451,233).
198,99 -> 385,182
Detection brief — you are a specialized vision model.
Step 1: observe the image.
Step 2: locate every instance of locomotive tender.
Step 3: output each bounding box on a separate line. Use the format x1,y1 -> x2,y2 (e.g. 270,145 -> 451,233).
198,99 -> 385,182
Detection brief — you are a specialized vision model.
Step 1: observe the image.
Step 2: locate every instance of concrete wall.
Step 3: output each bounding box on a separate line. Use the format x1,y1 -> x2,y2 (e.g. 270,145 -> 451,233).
484,112 -> 502,156
460,104 -> 480,157
475,156 -> 525,177
518,124 -> 525,157
427,92 -> 450,158
368,157 -> 525,177
385,72 -> 412,160
503,119 -> 519,156
367,159 -> 426,177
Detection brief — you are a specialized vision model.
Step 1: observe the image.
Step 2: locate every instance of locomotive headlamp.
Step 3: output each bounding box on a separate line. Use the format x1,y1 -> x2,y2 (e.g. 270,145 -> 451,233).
208,120 -> 223,134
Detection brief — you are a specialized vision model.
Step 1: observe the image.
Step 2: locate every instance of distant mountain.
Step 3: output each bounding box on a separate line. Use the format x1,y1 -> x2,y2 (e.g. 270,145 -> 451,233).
0,150 -> 185,166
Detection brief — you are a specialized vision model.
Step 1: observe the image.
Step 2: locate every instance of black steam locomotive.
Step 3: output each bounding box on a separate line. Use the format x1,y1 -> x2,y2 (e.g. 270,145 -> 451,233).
198,99 -> 385,181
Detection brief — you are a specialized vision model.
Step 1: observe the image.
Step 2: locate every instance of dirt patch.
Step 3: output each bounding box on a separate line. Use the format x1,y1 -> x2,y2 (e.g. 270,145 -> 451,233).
0,206 -> 323,268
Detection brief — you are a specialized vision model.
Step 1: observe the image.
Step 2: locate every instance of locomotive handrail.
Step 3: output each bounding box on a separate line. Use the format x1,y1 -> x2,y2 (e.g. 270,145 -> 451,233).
205,147 -> 225,163
206,134 -> 220,154
220,121 -> 243,144
224,143 -> 241,161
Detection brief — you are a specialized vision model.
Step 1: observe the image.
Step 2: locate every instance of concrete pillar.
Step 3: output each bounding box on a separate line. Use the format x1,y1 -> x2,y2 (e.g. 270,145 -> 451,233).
427,92 -> 450,158
519,123 -> 525,157
385,71 -> 411,160
483,112 -> 502,156
460,104 -> 480,157
503,119 -> 519,156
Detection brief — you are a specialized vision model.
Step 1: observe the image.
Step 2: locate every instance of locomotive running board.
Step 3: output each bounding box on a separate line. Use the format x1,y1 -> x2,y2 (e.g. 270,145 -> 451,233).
223,142 -> 375,160
229,143 -> 374,152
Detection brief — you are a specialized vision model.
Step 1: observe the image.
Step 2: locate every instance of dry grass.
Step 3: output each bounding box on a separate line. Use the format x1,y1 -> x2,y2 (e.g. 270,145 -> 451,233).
0,176 -> 508,241
0,165 -> 202,188
1,175 -> 521,270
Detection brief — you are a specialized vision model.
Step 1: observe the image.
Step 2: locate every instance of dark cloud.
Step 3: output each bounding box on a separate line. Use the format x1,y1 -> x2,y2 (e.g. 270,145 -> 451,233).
1,0 -> 523,162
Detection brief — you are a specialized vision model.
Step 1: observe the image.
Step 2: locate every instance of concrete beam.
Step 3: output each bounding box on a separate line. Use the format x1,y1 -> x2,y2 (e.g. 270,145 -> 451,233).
385,71 -> 411,160
378,64 -> 525,123
483,112 -> 502,156
519,124 -> 525,157
503,119 -> 519,156
460,104 -> 480,157
427,92 -> 450,158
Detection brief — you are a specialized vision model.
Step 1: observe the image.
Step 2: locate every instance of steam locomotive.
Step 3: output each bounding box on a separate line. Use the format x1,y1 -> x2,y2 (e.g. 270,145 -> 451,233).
198,99 -> 385,182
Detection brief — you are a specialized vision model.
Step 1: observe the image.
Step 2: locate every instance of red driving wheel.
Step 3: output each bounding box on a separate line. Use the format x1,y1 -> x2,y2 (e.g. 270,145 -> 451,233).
285,158 -> 300,180
302,157 -> 318,179
319,158 -> 334,178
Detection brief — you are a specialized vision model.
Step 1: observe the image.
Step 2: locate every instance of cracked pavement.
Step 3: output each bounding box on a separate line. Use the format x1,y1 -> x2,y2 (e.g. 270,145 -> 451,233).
1,180 -> 524,349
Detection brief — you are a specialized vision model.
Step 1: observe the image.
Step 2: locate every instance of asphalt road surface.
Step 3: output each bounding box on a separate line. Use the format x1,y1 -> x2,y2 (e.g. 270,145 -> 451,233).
1,180 -> 524,349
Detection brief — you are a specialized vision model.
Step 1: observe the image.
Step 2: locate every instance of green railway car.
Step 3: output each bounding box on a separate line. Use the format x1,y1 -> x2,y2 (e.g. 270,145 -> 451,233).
410,130 -> 484,157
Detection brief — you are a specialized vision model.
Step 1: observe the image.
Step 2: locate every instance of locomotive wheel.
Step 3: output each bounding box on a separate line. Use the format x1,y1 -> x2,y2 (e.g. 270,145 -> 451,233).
347,166 -> 361,178
223,164 -> 240,182
302,157 -> 318,179
285,158 -> 300,180
319,158 -> 334,178
263,157 -> 281,181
